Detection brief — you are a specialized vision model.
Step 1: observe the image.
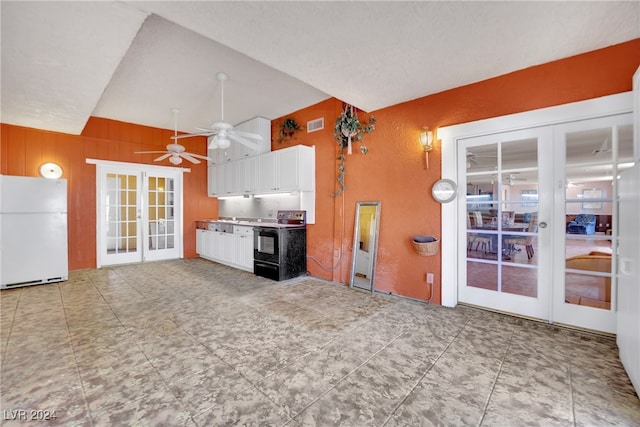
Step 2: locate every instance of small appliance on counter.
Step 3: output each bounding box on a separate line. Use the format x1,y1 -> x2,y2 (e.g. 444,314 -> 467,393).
253,210 -> 307,281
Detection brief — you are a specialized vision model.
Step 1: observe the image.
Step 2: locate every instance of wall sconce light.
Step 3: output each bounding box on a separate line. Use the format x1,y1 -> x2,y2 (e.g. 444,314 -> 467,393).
419,126 -> 434,169
39,162 -> 63,179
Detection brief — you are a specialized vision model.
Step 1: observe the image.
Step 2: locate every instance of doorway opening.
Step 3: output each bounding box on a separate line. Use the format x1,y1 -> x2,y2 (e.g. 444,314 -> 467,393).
89,160 -> 185,267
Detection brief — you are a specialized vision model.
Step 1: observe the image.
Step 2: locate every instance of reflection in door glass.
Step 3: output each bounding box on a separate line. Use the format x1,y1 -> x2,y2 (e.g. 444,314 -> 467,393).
563,125 -> 624,311
465,139 -> 539,298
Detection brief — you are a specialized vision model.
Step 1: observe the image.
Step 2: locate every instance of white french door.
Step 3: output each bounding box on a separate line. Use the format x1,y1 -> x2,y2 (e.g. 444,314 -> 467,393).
95,162 -> 183,267
552,114 -> 633,333
457,113 -> 633,333
458,127 -> 554,320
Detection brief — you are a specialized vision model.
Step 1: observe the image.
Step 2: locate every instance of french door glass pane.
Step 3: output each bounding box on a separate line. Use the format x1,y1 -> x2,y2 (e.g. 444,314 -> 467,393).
564,126 -> 617,311
148,176 -> 175,251
467,261 -> 498,291
465,139 -> 539,297
105,173 -> 138,254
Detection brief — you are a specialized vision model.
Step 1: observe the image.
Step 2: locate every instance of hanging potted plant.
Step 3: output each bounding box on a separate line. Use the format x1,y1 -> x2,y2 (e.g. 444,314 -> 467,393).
276,117 -> 304,144
333,104 -> 376,195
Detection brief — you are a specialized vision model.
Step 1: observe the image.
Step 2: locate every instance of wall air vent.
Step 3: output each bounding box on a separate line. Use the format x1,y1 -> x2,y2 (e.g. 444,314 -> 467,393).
307,118 -> 324,133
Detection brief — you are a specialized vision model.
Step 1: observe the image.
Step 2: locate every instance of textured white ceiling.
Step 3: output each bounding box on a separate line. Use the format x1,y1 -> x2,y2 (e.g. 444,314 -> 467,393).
1,1 -> 639,136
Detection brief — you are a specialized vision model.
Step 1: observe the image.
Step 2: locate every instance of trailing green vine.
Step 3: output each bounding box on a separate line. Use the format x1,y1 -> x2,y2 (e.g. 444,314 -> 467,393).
334,104 -> 376,195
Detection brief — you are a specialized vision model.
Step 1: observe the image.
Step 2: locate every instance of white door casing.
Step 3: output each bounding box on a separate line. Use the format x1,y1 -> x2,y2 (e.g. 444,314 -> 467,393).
87,159 -> 187,267
438,92 -> 633,333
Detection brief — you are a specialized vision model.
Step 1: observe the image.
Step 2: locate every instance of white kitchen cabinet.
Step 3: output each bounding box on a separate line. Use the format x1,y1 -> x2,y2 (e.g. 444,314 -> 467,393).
234,156 -> 257,195
256,145 -> 315,193
211,231 -> 234,264
232,225 -> 254,272
256,151 -> 278,192
207,165 -> 217,196
197,226 -> 254,272
233,117 -> 271,159
196,229 -> 206,255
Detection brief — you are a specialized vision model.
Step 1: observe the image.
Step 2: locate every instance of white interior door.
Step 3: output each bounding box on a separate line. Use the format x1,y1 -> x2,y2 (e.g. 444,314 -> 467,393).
552,114 -> 634,333
96,162 -> 183,267
458,127 -> 553,320
457,114 -> 633,333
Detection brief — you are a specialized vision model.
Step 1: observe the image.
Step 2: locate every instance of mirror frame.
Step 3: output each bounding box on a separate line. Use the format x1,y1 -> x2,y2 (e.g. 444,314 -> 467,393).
349,201 -> 382,293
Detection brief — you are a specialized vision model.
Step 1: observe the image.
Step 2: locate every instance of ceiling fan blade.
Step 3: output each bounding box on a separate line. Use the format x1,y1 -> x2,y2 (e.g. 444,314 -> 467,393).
135,150 -> 171,154
182,152 -> 212,161
154,153 -> 172,162
228,133 -> 259,150
171,132 -> 213,140
180,153 -> 201,164
196,127 -> 220,133
232,130 -> 263,140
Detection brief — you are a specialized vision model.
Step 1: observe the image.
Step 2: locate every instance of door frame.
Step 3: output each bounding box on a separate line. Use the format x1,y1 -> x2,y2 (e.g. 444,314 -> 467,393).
438,92 -> 633,308
86,159 -> 189,267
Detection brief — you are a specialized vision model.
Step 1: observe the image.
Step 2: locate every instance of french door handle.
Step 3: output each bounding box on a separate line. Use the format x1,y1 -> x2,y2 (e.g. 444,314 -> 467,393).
539,221 -> 548,228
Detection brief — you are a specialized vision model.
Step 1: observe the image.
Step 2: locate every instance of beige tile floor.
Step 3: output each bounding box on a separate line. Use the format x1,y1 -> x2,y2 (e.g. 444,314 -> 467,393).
1,258 -> 638,426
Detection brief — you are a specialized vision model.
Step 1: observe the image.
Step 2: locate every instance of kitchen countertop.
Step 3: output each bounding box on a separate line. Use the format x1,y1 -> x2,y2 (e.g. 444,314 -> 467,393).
196,219 -> 304,229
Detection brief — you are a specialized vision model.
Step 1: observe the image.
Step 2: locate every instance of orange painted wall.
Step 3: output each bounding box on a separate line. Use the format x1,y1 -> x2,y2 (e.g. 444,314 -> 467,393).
272,39 -> 640,303
0,118 -> 217,271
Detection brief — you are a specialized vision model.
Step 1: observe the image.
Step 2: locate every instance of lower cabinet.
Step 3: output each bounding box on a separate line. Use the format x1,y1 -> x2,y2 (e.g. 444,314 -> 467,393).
196,227 -> 254,272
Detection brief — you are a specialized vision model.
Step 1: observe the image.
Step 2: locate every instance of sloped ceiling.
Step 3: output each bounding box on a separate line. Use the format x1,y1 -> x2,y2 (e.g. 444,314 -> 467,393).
1,1 -> 638,136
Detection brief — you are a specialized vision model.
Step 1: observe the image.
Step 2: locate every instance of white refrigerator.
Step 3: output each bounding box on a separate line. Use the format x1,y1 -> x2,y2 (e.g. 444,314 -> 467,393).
0,175 -> 68,289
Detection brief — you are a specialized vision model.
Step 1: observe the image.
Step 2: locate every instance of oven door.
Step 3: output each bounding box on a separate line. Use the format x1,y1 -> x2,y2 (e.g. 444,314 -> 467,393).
254,227 -> 279,263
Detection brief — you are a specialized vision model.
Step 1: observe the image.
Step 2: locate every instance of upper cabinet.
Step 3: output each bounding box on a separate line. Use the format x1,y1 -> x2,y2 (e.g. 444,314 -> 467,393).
256,145 -> 315,193
208,144 -> 315,196
208,117 -> 271,164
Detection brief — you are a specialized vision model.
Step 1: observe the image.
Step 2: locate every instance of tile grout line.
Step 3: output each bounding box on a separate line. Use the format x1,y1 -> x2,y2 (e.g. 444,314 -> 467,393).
0,288 -> 20,370
475,323 -> 517,427
90,269 -> 202,426
58,280 -> 95,427
284,326 -> 410,422
568,348 -> 577,427
188,294 -> 410,424
380,315 -> 473,427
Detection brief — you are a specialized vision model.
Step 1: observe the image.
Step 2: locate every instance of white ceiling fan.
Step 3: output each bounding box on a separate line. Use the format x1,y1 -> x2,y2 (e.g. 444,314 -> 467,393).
503,173 -> 525,185
135,109 -> 212,165
171,72 -> 263,150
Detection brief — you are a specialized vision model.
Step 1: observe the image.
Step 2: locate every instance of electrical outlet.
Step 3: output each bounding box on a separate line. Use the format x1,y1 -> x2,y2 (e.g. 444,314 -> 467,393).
426,273 -> 434,284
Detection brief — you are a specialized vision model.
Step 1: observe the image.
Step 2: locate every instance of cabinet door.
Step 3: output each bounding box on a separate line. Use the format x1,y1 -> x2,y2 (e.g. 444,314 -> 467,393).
242,157 -> 257,194
257,151 -> 278,192
207,165 -> 217,197
210,232 -> 222,260
204,231 -> 215,258
220,232 -> 234,263
208,142 -> 224,165
217,163 -> 231,196
241,233 -> 254,271
235,117 -> 272,157
277,148 -> 299,191
196,229 -> 206,254
232,234 -> 253,271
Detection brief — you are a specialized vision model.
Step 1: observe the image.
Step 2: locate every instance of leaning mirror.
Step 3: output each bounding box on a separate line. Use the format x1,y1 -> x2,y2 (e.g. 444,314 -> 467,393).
350,201 -> 381,293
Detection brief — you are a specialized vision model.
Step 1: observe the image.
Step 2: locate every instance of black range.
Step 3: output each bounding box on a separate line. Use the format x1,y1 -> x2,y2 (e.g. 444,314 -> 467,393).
253,210 -> 307,281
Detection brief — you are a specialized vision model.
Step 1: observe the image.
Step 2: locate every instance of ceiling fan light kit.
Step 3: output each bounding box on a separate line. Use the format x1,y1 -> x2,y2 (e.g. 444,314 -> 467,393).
134,109 -> 212,165
171,72 -> 263,152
